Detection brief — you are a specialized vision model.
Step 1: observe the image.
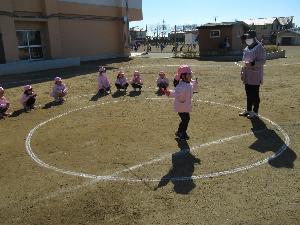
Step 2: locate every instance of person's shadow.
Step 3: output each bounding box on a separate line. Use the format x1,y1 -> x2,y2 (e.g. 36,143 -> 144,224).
112,90 -> 127,98
154,139 -> 201,194
42,101 -> 63,109
9,109 -> 26,117
249,117 -> 297,168
128,90 -> 141,97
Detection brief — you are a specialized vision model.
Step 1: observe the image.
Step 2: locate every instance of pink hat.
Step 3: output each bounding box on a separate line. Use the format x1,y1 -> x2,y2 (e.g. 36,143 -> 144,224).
175,65 -> 192,81
54,77 -> 62,82
24,85 -> 32,91
0,87 -> 4,93
99,66 -> 106,72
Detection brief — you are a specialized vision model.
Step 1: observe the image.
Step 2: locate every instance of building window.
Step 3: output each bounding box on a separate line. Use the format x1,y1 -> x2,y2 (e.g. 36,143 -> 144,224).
16,30 -> 43,60
210,30 -> 220,38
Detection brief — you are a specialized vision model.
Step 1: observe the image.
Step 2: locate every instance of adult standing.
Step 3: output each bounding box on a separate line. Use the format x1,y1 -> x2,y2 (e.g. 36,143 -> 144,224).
239,30 -> 266,119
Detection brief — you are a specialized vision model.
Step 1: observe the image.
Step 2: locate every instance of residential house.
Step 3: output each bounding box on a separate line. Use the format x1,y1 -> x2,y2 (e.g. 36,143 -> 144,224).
243,17 -> 294,44
197,22 -> 248,56
277,29 -> 300,45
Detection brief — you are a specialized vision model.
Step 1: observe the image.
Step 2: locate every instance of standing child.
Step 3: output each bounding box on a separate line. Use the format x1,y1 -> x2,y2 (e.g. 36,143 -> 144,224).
166,65 -> 194,140
51,76 -> 67,102
20,85 -> 37,111
98,66 -> 111,95
156,71 -> 169,93
0,87 -> 11,117
130,71 -> 143,91
115,70 -> 129,92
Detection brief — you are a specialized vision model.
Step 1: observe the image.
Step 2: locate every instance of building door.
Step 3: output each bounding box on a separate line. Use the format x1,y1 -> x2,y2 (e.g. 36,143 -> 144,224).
0,34 -> 6,64
281,37 -> 292,45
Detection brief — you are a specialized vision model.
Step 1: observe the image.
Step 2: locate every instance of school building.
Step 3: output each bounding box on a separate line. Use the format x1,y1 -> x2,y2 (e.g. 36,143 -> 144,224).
0,0 -> 143,75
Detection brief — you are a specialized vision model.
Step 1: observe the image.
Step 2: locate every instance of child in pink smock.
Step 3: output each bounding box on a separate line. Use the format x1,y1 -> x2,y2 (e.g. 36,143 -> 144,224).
115,70 -> 129,92
98,66 -> 111,95
0,87 -> 11,117
166,65 -> 196,140
156,71 -> 169,94
51,76 -> 68,102
130,71 -> 143,92
20,85 -> 37,111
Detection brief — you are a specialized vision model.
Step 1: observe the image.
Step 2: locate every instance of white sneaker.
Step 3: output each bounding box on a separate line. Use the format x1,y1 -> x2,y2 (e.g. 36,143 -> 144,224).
247,111 -> 258,119
239,110 -> 250,117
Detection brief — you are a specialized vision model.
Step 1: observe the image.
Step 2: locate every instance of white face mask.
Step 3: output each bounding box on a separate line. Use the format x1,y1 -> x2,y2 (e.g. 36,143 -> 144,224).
245,38 -> 254,46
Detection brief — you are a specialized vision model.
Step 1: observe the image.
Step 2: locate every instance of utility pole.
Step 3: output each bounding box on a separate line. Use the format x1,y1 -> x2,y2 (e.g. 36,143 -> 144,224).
156,24 -> 159,47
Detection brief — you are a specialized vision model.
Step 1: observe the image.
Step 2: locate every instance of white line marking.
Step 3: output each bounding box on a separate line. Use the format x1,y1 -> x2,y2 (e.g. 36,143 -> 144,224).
25,98 -> 290,183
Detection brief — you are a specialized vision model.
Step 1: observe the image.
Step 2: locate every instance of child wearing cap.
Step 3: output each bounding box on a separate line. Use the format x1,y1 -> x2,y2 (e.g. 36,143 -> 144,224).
130,71 -> 143,91
98,66 -> 111,95
0,87 -> 11,117
166,65 -> 195,140
115,70 -> 129,92
156,71 -> 169,94
51,77 -> 67,102
20,85 -> 37,111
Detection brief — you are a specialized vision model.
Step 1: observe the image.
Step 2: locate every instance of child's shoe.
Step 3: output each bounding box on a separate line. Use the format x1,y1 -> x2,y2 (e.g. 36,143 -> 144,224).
247,111 -> 258,119
239,110 -> 250,117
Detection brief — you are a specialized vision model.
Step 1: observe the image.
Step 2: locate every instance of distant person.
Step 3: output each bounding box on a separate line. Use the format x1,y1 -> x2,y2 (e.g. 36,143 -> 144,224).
115,70 -> 129,92
20,85 -> 37,112
180,45 -> 184,52
156,71 -> 169,93
51,76 -> 67,103
160,43 -> 164,52
166,65 -> 196,140
134,43 -> 138,52
239,30 -> 266,119
130,70 -> 143,92
97,66 -> 111,95
147,43 -> 152,52
0,87 -> 11,117
225,36 -> 230,49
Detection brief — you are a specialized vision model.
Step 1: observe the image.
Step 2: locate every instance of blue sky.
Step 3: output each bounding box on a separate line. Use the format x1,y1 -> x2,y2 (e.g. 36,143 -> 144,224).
130,0 -> 300,30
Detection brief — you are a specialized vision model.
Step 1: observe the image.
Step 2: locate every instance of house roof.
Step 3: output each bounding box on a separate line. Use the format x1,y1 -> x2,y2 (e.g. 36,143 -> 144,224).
197,21 -> 246,29
277,16 -> 294,25
243,17 -> 276,25
278,29 -> 300,36
243,16 -> 293,26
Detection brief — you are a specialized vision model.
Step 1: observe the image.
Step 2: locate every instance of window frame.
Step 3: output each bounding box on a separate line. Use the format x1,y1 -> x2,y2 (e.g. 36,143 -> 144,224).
16,30 -> 43,61
210,29 -> 220,38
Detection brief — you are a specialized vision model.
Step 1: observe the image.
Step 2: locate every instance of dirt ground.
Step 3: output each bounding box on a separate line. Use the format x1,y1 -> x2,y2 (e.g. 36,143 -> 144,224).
0,46 -> 299,225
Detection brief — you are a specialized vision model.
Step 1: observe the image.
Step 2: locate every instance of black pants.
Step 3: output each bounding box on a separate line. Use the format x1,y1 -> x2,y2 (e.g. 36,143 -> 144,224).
157,83 -> 168,89
115,83 -> 129,90
131,83 -> 142,89
26,97 -> 36,107
245,84 -> 260,113
98,87 -> 111,94
178,112 -> 190,134
0,107 -> 8,114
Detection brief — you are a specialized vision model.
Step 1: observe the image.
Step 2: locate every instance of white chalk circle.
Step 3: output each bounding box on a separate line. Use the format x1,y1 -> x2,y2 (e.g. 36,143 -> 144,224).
25,98 -> 290,182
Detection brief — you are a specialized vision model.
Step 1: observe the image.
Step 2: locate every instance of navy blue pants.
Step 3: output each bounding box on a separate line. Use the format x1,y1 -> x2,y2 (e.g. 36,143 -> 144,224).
178,112 -> 190,134
245,84 -> 260,113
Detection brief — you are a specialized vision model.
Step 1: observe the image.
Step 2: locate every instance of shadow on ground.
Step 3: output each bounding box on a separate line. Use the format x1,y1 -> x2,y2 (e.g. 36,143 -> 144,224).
249,117 -> 297,168
154,139 -> 201,194
0,58 -> 133,89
